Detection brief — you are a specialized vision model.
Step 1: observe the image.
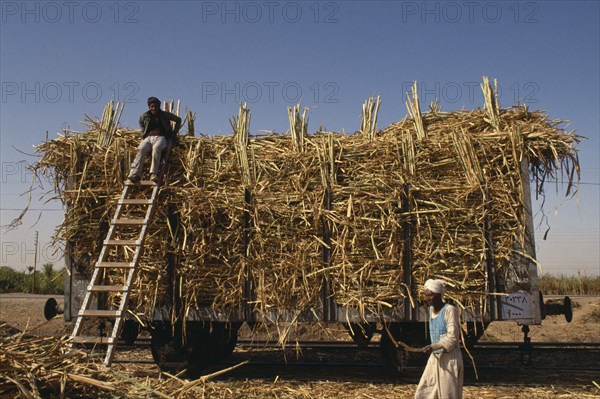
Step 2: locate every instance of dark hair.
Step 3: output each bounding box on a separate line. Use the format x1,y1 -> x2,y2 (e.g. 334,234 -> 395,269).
147,96 -> 161,106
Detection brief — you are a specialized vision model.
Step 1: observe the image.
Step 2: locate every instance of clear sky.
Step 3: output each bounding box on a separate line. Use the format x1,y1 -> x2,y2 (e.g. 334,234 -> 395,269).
1,0 -> 598,276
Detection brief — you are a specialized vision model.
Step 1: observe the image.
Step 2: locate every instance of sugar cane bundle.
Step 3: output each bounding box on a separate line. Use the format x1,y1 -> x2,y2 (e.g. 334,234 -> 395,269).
26,78 -> 581,332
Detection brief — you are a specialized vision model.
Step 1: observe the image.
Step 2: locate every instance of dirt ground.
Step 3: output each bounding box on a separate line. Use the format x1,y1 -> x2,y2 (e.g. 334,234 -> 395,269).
1,293 -> 599,399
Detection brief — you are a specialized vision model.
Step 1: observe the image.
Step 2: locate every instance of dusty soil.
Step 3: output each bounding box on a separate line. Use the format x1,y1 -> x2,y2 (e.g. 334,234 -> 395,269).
0,294 -> 70,337
1,294 -> 599,399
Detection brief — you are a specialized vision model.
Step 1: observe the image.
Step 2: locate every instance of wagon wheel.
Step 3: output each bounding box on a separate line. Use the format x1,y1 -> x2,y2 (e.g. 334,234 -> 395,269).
379,329 -> 409,372
203,322 -> 240,361
151,322 -> 212,378
150,322 -> 240,378
379,323 -> 428,373
217,322 -> 241,360
120,319 -> 140,346
463,321 -> 489,350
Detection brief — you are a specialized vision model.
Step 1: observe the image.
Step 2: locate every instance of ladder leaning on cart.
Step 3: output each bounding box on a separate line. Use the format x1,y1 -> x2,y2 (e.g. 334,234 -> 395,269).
69,147 -> 170,366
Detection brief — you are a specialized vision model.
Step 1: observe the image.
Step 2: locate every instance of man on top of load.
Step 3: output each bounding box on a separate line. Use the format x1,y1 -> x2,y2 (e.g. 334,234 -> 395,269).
128,96 -> 181,183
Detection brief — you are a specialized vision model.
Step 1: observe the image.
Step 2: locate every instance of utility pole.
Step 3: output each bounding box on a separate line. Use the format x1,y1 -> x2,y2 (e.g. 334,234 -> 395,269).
32,231 -> 39,293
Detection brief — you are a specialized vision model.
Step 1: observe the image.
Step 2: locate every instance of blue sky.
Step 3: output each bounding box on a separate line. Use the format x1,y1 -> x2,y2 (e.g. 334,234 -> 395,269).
1,0 -> 598,276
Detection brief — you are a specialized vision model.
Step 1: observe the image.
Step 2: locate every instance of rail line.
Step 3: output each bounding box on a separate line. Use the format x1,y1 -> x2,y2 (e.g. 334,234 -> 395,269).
110,339 -> 600,375
107,337 -> 600,351
235,339 -> 600,350
109,359 -> 600,384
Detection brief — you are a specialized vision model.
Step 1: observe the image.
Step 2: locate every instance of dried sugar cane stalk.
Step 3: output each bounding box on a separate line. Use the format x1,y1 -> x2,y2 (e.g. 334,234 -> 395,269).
231,103 -> 253,186
328,134 -> 335,186
372,95 -> 381,137
98,101 -> 111,147
481,76 -> 500,130
401,129 -> 416,176
316,134 -> 336,189
316,138 -> 328,188
360,95 -> 381,140
112,102 -> 124,136
98,101 -> 124,148
163,99 -> 172,113
451,128 -> 483,187
429,99 -> 441,113
185,108 -> 196,137
406,82 -> 426,140
288,103 -> 308,152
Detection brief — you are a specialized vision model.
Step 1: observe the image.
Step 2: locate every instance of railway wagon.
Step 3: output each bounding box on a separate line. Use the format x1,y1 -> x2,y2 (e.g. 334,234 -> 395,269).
40,83 -> 578,375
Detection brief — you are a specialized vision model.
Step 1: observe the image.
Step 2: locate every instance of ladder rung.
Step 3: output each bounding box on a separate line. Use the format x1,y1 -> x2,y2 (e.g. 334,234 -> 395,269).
112,218 -> 147,225
79,310 -> 121,317
96,262 -> 135,268
72,336 -> 115,345
104,240 -> 140,246
125,180 -> 156,186
119,199 -> 153,205
88,285 -> 128,292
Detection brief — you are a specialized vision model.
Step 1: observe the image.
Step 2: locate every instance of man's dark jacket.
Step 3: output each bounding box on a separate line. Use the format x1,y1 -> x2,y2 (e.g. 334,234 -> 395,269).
139,110 -> 182,141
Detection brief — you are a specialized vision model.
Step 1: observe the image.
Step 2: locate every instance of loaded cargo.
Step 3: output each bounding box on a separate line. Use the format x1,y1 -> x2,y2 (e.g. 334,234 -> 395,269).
32,78 -> 579,375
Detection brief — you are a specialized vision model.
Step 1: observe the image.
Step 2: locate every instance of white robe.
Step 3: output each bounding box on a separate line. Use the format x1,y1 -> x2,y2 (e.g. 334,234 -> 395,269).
414,304 -> 464,399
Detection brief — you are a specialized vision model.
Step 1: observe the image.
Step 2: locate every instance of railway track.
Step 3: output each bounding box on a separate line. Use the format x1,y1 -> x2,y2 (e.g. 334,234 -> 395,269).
235,339 -> 600,350
111,355 -> 599,391
110,339 -> 600,375
110,337 -> 600,350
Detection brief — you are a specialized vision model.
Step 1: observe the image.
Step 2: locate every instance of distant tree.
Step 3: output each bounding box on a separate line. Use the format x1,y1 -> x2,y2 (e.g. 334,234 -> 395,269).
0,266 -> 23,292
41,263 -> 54,293
0,265 -> 63,294
43,263 -> 54,279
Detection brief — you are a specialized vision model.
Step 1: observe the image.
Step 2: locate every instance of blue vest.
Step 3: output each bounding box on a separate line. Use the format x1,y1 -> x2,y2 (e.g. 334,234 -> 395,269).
429,303 -> 449,354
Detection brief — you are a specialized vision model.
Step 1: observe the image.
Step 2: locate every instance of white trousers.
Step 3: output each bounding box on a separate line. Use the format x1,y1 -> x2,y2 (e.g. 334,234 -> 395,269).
129,136 -> 167,178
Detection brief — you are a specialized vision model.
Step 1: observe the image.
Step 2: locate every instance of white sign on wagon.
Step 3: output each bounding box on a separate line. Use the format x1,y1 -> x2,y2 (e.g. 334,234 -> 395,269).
498,292 -> 533,320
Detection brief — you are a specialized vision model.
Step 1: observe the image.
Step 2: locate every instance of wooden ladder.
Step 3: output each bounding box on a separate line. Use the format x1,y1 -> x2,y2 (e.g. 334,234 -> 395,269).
70,153 -> 168,366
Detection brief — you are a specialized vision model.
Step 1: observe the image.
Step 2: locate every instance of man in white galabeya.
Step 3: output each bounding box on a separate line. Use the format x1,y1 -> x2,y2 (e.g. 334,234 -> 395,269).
415,278 -> 464,399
